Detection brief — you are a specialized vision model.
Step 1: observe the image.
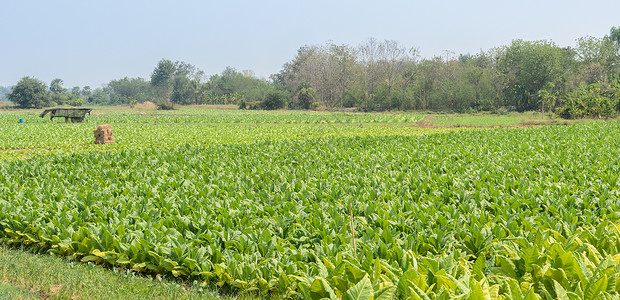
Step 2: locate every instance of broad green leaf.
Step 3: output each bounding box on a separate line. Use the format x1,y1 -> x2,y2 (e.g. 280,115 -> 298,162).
344,275 -> 373,300
409,282 -> 432,300
553,279 -> 570,300
373,285 -> 396,300
584,275 -> 607,300
310,277 -> 337,300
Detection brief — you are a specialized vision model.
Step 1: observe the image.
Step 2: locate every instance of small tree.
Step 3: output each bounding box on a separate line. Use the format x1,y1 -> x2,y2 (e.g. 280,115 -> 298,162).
49,78 -> 64,94
296,87 -> 315,109
537,82 -> 557,118
170,75 -> 192,105
263,91 -> 287,110
71,98 -> 84,107
8,77 -> 50,108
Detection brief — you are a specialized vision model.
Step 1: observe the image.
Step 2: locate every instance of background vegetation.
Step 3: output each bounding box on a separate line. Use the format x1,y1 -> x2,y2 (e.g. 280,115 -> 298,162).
3,27 -> 620,117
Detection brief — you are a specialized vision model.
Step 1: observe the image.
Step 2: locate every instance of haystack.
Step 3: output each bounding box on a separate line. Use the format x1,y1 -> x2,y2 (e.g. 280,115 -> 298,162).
94,124 -> 115,144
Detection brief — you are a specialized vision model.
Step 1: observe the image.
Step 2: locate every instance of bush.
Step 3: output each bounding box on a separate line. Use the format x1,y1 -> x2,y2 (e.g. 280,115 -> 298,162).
238,98 -> 247,109
311,102 -> 321,110
246,101 -> 263,110
263,91 -> 287,110
296,88 -> 315,109
157,101 -> 175,110
556,83 -> 619,119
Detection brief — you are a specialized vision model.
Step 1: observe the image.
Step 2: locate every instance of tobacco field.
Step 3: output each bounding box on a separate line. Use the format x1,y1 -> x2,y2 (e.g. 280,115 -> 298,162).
1,110 -> 620,299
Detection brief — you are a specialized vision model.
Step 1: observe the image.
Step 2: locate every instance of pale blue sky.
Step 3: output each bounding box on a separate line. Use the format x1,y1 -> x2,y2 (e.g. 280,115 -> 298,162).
1,0 -> 619,88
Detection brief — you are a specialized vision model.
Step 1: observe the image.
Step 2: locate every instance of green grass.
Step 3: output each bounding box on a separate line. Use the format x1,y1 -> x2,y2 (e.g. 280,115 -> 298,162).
0,280 -> 39,300
0,245 -> 228,300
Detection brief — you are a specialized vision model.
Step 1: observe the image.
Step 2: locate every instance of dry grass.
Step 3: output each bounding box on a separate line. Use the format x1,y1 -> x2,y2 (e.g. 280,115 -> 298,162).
132,101 -> 158,111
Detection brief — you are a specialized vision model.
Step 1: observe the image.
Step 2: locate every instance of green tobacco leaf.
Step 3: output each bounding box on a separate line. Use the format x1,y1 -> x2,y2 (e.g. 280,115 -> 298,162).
584,275 -> 607,300
499,256 -> 518,279
310,277 -> 337,300
473,256 -> 485,280
553,279 -> 570,300
345,264 -> 367,284
344,275 -> 373,300
397,269 -> 418,298
409,282 -> 432,300
81,255 -> 100,263
373,285 -> 396,300
468,278 -> 490,300
523,287 -> 539,300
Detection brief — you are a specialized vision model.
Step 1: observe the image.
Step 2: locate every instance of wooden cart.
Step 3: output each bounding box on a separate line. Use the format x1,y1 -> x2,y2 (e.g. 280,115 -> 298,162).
40,108 -> 93,123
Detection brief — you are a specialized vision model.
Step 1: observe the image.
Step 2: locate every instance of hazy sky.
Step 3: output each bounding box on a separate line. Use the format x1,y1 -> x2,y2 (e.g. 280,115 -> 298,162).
1,0 -> 619,88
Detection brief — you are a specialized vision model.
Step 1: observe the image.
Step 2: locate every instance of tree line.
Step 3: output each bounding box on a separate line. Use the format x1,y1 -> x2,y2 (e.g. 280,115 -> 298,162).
275,27 -> 620,117
7,26 -> 620,118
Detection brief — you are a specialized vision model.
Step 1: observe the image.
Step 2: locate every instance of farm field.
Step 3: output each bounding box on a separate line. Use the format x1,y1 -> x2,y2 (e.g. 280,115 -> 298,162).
1,108 -> 620,299
0,109 -> 434,161
430,114 -> 529,127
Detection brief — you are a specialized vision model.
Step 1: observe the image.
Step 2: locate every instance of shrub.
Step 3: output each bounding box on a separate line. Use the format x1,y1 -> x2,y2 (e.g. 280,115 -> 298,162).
247,101 -> 263,110
263,91 -> 287,110
296,88 -> 315,109
556,83 -> 619,119
238,98 -> 247,110
157,101 -> 175,110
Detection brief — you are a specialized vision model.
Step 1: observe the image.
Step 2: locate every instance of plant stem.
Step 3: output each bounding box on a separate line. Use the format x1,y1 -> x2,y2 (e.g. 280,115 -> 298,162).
349,202 -> 357,259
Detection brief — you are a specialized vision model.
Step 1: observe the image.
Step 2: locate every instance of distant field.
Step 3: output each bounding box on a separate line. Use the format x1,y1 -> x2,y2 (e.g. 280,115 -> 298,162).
0,109 -> 435,160
428,112 -> 558,127
1,107 -> 620,299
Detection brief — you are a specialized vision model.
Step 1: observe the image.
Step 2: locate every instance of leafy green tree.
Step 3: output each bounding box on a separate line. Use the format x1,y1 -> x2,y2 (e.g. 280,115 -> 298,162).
90,88 -> 110,104
499,40 -> 572,110
71,97 -> 84,107
8,77 -> 51,108
171,75 -> 193,105
150,59 -> 176,87
575,36 -> 619,83
189,78 -> 205,104
151,59 -> 178,101
150,59 -> 202,102
610,26 -> 620,45
81,86 -> 92,102
263,90 -> 288,110
536,82 -> 558,118
108,77 -> 152,104
296,87 -> 315,109
205,67 -> 273,104
49,78 -> 64,94
71,86 -> 81,98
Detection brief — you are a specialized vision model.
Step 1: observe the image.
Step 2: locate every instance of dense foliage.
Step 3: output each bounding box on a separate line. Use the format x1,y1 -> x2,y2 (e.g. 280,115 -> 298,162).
275,29 -> 619,113
0,114 -> 620,299
4,26 -> 620,116
556,80 -> 620,119
8,77 -> 51,108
